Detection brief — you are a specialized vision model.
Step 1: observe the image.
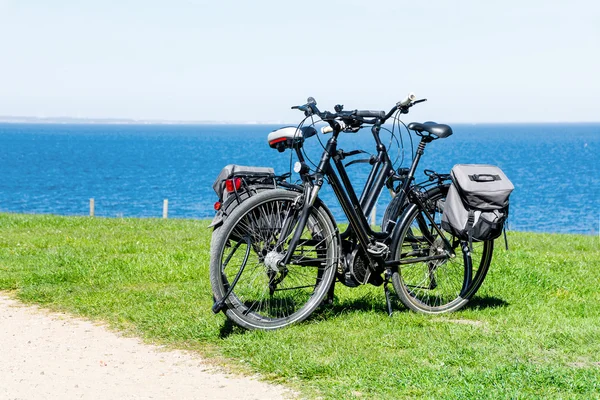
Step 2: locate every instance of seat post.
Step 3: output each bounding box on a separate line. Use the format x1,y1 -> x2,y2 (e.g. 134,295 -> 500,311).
400,136 -> 431,195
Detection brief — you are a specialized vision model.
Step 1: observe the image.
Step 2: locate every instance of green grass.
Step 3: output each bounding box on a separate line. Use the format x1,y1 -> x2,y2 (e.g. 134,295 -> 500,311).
1,213 -> 599,399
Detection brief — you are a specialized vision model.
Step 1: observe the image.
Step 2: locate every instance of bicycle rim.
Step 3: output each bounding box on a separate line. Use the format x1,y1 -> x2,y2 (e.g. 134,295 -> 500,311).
211,190 -> 338,329
392,189 -> 493,313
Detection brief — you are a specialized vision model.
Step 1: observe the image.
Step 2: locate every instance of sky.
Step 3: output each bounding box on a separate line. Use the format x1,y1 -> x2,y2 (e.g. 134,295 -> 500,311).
0,0 -> 598,123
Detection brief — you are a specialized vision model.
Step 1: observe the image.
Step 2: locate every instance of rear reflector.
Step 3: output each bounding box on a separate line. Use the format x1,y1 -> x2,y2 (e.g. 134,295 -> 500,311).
214,201 -> 222,211
225,177 -> 242,192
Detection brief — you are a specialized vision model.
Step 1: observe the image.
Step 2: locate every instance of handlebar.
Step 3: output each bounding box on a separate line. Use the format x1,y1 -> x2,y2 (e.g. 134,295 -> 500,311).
292,92 -> 426,131
355,110 -> 386,118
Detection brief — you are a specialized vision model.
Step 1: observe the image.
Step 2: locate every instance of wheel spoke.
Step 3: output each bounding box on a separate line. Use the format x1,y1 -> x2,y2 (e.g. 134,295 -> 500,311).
392,187 -> 493,314
211,191 -> 338,329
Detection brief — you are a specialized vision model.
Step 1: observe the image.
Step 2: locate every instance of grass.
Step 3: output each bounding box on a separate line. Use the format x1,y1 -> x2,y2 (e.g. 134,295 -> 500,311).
1,213 -> 599,399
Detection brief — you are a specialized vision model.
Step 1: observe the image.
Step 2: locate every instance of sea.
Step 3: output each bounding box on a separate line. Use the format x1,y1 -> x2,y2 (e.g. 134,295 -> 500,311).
0,122 -> 598,235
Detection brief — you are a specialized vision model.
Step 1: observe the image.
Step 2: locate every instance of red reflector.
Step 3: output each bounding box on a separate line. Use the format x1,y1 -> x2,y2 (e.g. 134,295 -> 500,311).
225,177 -> 242,192
214,201 -> 222,211
269,137 -> 288,146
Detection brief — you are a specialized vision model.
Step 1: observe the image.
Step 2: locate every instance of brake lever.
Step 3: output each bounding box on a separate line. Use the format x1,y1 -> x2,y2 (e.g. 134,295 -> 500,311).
291,105 -> 314,117
398,98 -> 428,114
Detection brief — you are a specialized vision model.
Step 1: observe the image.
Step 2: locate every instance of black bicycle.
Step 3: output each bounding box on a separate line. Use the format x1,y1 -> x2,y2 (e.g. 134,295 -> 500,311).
209,94 -> 493,330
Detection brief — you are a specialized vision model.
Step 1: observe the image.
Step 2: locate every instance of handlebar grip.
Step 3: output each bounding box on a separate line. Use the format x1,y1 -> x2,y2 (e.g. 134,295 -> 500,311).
355,110 -> 386,118
321,119 -> 347,134
398,92 -> 416,107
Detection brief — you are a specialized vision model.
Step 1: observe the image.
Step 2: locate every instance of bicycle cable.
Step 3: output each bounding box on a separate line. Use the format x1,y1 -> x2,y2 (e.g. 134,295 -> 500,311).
389,111 -> 405,168
394,111 -> 414,163
303,114 -> 324,171
396,118 -> 405,168
290,115 -> 312,179
380,125 -> 399,166
310,114 -> 327,152
386,113 -> 404,169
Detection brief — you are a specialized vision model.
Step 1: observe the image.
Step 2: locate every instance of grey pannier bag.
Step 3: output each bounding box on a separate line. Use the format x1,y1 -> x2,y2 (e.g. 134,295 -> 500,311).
212,164 -> 275,202
209,164 -> 276,229
441,164 -> 514,246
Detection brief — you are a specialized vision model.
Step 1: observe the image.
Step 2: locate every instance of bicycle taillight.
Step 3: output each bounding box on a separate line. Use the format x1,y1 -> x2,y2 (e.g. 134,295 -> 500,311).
225,178 -> 242,192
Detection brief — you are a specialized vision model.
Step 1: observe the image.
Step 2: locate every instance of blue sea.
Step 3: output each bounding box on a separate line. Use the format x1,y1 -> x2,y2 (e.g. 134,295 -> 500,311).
0,123 -> 598,235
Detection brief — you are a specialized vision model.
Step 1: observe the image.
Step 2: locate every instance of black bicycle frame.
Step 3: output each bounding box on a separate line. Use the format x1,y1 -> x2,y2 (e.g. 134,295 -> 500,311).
281,123 -> 395,265
280,121 -> 451,268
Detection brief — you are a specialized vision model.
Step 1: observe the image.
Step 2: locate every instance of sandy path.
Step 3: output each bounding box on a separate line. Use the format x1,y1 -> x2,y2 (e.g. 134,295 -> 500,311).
0,295 -> 293,400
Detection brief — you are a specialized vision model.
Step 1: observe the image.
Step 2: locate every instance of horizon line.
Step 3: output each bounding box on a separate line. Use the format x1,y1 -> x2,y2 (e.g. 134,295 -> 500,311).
1,116 -> 599,126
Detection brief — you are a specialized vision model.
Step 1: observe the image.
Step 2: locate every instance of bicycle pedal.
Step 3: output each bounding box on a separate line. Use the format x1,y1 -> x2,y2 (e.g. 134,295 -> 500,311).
367,242 -> 388,257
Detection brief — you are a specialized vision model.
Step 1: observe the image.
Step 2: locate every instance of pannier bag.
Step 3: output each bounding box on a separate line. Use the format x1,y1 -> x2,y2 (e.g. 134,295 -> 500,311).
209,164 -> 276,228
441,164 -> 514,244
212,164 -> 275,202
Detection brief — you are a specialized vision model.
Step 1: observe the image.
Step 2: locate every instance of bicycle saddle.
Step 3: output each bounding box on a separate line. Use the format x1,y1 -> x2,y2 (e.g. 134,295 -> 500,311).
408,121 -> 453,139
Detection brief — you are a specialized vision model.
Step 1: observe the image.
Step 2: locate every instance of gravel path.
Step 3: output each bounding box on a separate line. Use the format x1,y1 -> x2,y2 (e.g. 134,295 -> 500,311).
0,294 -> 293,400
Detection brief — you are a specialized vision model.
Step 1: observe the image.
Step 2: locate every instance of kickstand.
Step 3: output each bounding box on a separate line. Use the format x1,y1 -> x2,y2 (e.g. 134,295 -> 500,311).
383,269 -> 393,317
323,278 -> 336,306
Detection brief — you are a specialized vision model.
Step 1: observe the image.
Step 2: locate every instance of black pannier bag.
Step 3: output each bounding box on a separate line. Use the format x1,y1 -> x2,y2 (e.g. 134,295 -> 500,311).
441,164 -> 514,244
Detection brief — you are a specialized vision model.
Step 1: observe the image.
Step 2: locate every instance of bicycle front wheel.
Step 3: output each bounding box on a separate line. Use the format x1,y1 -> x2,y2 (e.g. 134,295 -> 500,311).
210,189 -> 338,330
391,187 -> 493,314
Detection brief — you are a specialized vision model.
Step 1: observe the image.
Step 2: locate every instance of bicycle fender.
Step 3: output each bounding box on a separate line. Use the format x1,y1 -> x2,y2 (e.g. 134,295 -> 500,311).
381,195 -> 408,233
208,212 -> 224,228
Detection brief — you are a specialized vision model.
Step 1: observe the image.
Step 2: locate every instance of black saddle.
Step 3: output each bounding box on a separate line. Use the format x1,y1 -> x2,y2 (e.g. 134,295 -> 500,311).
408,121 -> 453,139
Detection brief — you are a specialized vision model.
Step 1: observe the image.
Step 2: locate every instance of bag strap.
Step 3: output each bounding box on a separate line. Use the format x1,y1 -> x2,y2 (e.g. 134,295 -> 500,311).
467,210 -> 475,252
503,211 -> 509,251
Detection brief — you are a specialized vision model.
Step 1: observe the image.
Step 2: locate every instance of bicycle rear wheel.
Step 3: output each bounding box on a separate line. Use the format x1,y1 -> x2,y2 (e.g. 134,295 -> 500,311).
210,189 -> 338,330
391,186 -> 493,314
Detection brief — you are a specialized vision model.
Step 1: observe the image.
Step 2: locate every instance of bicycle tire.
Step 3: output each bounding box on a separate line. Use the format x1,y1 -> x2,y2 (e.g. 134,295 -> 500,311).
390,186 -> 493,314
210,189 -> 338,330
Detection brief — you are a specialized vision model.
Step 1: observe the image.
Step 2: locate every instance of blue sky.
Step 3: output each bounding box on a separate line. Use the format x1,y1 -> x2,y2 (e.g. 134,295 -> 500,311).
0,0 -> 598,122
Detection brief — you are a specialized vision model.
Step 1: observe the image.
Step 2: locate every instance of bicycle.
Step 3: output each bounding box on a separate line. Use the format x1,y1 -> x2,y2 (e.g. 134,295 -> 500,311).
209,94 -> 493,330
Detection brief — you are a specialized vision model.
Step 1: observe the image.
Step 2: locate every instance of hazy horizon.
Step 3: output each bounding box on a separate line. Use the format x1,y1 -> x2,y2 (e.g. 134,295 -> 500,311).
1,0 -> 598,124
2,115 -> 600,126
